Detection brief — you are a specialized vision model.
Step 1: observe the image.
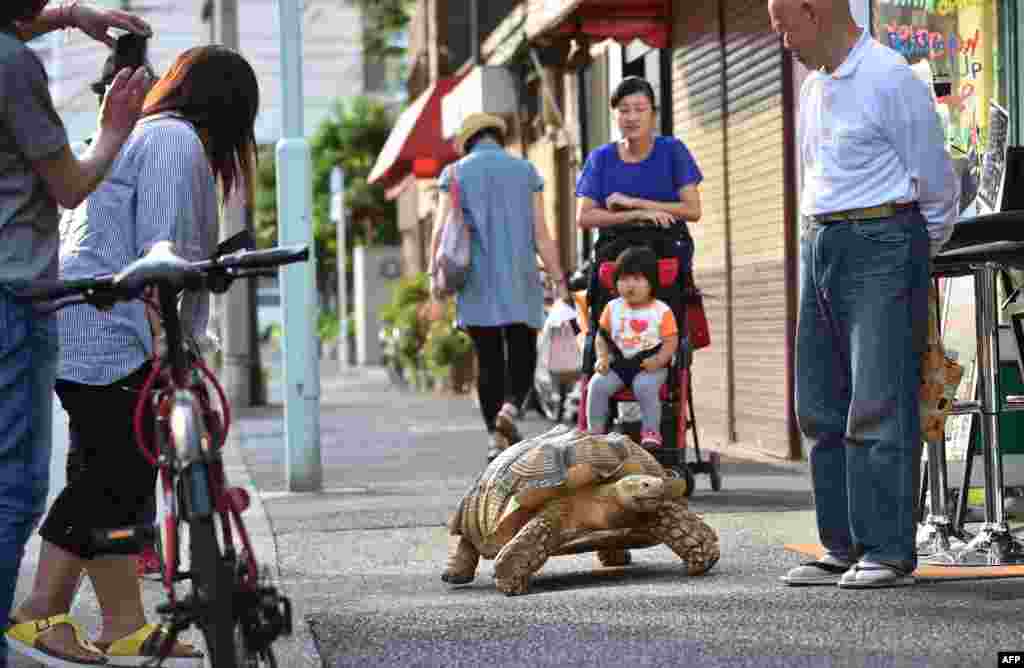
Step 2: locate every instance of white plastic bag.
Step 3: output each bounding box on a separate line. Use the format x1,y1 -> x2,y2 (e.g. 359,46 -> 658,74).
542,301 -> 580,378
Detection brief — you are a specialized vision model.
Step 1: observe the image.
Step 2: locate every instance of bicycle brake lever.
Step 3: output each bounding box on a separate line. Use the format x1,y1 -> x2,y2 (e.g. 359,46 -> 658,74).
83,291 -> 121,311
206,269 -> 232,294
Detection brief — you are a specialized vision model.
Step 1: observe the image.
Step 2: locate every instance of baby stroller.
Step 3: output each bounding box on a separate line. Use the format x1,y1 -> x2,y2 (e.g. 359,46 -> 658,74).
575,225 -> 722,496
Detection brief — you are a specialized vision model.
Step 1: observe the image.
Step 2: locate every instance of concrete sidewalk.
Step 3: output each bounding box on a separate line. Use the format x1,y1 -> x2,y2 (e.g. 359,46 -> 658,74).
229,364 -> 823,666
232,366 -> 1024,668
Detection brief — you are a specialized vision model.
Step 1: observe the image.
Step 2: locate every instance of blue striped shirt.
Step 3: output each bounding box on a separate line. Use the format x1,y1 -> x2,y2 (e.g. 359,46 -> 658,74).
57,114 -> 219,385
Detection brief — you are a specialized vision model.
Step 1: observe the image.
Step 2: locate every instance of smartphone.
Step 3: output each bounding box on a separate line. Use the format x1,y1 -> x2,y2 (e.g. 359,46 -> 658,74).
112,33 -> 149,74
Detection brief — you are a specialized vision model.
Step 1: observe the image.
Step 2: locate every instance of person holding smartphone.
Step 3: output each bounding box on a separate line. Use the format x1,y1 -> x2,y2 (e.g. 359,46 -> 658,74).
10,44 -> 259,667
0,3 -> 150,666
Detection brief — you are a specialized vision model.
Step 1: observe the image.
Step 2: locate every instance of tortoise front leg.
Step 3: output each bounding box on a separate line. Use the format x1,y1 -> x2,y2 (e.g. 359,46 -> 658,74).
648,502 -> 720,575
442,535 -> 480,585
493,500 -> 565,596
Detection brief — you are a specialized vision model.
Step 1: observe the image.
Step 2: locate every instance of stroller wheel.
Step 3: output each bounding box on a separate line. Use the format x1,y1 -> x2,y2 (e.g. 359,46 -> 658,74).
708,451 -> 723,492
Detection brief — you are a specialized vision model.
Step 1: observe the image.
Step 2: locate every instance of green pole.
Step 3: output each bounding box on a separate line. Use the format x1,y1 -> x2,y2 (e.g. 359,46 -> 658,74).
276,0 -> 321,492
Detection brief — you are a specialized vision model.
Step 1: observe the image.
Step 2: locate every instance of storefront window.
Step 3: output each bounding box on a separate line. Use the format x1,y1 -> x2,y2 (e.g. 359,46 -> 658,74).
872,0 -> 1006,155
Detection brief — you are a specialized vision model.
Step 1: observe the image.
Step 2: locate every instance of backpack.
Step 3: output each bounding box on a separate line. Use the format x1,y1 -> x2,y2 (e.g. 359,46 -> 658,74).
431,165 -> 472,298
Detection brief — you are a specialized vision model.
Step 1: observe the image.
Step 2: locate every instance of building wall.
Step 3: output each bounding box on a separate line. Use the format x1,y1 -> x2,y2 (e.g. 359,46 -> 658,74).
723,0 -> 790,455
396,179 -> 422,274
672,0 -> 794,458
673,0 -> 732,445
527,139 -> 562,247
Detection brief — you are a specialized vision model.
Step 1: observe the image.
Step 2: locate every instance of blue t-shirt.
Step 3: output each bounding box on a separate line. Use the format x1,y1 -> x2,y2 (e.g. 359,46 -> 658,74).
575,135 -> 703,208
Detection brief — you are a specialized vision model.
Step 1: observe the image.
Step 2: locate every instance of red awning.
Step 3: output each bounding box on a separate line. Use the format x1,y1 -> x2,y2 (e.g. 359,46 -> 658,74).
368,77 -> 460,191
527,0 -> 671,50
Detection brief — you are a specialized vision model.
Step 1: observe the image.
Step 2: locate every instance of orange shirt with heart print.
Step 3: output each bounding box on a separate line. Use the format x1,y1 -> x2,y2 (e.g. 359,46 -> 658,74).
598,297 -> 678,359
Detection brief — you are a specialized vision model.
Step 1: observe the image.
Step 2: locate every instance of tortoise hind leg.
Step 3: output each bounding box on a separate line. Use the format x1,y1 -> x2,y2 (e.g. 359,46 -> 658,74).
442,535 -> 480,585
596,548 -> 632,567
493,501 -> 565,596
649,502 -> 720,575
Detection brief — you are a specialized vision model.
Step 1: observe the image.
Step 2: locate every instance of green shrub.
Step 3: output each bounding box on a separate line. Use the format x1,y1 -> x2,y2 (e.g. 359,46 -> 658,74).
318,309 -> 341,343
380,273 -> 431,384
423,300 -> 473,382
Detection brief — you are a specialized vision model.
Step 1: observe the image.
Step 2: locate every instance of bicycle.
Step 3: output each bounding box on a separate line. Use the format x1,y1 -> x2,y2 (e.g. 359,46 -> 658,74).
22,236 -> 308,667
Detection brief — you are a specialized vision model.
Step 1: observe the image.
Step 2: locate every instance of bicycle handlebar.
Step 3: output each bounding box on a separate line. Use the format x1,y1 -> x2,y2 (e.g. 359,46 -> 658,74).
19,242 -> 310,304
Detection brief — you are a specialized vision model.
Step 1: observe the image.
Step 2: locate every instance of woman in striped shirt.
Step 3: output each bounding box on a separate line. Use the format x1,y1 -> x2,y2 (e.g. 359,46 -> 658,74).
9,46 -> 259,667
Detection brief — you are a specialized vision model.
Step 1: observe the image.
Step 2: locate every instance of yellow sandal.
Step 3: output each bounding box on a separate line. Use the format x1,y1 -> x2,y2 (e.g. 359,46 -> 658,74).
94,623 -> 203,667
5,613 -> 107,666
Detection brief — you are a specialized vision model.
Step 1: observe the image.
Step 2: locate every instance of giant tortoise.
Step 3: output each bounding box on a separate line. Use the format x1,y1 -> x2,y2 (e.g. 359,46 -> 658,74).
442,425 -> 720,595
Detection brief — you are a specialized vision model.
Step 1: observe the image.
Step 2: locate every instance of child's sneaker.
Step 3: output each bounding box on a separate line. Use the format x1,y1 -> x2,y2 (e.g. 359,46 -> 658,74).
640,430 -> 663,450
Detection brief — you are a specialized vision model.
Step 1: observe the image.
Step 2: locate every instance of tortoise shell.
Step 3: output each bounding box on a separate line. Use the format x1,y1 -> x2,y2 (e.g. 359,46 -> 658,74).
449,425 -> 665,556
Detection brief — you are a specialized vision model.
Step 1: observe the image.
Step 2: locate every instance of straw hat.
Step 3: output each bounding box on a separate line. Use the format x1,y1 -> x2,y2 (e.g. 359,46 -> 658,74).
454,112 -> 507,155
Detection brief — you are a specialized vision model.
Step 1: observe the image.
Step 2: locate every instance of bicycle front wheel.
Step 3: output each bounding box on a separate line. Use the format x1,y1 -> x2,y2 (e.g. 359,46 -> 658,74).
190,514 -> 237,668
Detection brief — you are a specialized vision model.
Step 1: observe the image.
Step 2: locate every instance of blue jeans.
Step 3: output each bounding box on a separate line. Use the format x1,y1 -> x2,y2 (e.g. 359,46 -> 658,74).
795,210 -> 929,573
0,288 -> 57,664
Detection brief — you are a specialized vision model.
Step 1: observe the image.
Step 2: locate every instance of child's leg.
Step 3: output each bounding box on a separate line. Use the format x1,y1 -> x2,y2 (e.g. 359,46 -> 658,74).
586,371 -> 625,434
632,368 -> 668,433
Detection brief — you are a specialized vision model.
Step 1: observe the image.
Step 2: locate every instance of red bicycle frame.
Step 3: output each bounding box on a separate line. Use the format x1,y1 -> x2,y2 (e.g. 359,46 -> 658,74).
132,354 -> 260,597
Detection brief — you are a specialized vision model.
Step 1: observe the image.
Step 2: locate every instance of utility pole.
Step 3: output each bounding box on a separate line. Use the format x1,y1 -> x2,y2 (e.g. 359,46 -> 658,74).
213,0 -> 256,408
277,0 -> 322,492
213,0 -> 238,47
330,166 -> 350,371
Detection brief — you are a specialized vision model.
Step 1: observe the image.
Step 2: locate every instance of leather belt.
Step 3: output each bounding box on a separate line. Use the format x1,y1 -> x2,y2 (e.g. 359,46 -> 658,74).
809,202 -> 916,224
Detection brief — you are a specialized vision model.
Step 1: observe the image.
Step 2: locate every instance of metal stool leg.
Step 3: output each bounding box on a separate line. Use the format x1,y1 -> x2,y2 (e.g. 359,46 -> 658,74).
942,262 -> 1024,566
918,437 -> 967,562
953,414 -> 978,534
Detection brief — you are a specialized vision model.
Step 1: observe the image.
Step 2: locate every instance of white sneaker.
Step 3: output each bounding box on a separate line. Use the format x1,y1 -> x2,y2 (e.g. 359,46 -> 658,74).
838,561 -> 915,589
780,556 -> 853,586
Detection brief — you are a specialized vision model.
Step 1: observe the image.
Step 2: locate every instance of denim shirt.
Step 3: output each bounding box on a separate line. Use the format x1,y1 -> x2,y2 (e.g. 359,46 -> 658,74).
438,140 -> 545,330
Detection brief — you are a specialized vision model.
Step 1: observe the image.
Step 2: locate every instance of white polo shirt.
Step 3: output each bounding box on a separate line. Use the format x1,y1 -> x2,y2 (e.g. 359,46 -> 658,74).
799,29 -> 960,256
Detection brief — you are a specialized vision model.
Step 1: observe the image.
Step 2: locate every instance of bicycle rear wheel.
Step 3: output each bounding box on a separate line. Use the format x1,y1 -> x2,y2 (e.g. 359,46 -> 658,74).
190,515 -> 237,668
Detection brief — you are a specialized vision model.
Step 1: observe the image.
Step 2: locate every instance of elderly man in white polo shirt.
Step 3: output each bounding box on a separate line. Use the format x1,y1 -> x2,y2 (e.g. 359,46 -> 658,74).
768,0 -> 960,588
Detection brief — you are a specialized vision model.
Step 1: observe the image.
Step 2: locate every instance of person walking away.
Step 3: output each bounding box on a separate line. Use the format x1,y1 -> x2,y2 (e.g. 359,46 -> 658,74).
428,113 -> 569,462
769,0 -> 959,588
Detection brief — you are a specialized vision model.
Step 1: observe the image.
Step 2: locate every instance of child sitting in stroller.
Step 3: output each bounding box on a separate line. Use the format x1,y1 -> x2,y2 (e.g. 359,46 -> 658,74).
587,246 -> 679,450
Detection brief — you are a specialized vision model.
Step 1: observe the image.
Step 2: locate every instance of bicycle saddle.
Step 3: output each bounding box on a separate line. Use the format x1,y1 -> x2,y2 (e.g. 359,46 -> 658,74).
116,241 -> 196,293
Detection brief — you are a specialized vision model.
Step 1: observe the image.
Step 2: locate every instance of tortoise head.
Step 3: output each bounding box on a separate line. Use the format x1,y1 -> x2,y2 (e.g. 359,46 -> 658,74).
613,475 -> 668,512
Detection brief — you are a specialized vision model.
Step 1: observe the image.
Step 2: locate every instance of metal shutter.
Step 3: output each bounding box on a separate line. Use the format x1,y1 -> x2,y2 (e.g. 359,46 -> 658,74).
723,0 -> 790,457
673,0 -> 792,457
672,0 -> 731,444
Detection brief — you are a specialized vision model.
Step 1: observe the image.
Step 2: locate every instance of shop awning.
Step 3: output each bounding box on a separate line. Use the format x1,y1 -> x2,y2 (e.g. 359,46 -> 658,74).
368,77 -> 460,191
526,0 -> 671,50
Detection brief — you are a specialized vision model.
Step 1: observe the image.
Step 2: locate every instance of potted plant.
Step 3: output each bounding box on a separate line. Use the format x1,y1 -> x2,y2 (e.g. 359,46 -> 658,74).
423,300 -> 475,394
379,273 -> 433,391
